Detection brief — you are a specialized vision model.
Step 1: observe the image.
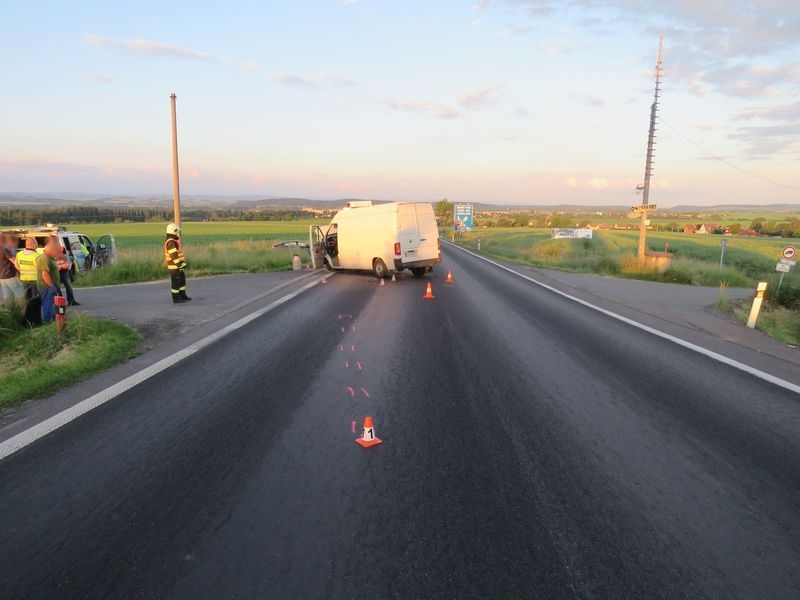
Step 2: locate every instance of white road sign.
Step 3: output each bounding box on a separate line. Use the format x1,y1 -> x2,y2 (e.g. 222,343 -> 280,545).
776,262 -> 791,273
782,245 -> 796,260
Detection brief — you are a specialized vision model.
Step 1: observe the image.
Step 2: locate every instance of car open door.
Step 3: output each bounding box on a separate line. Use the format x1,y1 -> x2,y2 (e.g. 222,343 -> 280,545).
309,225 -> 326,269
95,234 -> 117,267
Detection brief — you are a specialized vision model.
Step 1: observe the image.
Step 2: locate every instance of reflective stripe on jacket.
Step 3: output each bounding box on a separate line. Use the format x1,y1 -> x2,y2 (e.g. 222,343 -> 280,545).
164,238 -> 186,270
17,249 -> 40,281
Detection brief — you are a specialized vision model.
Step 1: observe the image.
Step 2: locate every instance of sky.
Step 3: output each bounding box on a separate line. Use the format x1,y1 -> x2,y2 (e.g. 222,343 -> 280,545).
1,0 -> 799,206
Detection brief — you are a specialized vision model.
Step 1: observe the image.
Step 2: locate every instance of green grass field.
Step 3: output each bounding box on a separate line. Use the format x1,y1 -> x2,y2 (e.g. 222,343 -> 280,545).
77,220 -> 318,249
456,227 -> 797,292
74,220 -> 319,286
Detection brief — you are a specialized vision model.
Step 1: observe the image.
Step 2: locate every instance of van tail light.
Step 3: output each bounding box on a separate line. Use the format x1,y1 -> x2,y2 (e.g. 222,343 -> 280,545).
394,242 -> 401,256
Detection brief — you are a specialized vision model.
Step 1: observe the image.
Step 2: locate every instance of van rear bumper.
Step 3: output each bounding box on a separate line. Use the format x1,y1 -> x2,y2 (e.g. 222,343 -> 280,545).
394,256 -> 441,271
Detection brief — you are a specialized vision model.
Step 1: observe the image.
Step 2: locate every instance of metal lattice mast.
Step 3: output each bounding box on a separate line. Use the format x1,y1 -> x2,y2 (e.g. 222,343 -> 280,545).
642,33 -> 663,207
637,34 -> 663,260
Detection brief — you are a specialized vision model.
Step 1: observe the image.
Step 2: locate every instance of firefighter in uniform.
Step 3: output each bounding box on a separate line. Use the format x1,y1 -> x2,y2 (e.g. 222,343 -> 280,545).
164,223 -> 191,303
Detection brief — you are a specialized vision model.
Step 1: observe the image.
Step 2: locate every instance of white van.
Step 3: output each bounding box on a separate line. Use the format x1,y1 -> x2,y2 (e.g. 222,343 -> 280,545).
309,202 -> 440,277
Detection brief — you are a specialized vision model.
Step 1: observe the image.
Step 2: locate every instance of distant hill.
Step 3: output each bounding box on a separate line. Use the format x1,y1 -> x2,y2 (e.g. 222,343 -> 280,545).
0,193 -> 797,213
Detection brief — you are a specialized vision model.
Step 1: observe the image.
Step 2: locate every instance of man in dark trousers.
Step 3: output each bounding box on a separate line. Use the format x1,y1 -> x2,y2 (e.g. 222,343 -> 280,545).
164,223 -> 191,303
57,247 -> 79,306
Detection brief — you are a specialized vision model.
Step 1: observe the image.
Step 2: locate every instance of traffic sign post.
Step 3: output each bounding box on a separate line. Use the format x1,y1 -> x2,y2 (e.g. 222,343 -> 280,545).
775,246 -> 795,298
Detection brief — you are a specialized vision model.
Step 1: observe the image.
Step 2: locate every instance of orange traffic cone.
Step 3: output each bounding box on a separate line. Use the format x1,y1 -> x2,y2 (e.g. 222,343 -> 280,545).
445,270 -> 454,284
380,277 -> 385,286
391,273 -> 396,282
355,416 -> 382,447
321,276 -> 327,284
423,282 -> 435,299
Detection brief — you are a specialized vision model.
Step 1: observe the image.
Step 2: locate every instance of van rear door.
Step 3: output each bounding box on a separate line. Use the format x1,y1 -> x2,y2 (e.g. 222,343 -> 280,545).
398,204 -> 421,260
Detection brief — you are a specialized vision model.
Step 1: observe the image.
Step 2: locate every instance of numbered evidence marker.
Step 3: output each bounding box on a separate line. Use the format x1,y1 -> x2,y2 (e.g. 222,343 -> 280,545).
355,416 -> 382,447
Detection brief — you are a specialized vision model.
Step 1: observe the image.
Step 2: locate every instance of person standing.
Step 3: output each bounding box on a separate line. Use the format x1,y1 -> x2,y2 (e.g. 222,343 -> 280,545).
164,223 -> 191,303
0,234 -> 23,303
16,237 -> 42,325
57,246 -> 80,306
36,236 -> 61,323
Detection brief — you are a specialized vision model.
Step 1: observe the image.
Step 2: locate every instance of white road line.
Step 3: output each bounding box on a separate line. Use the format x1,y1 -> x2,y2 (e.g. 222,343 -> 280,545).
445,242 -> 800,395
0,273 -> 333,462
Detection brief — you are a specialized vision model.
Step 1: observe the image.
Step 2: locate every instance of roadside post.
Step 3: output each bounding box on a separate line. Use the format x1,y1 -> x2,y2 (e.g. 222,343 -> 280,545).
719,237 -> 728,269
54,295 -> 67,337
477,239 -> 481,252
746,282 -> 768,329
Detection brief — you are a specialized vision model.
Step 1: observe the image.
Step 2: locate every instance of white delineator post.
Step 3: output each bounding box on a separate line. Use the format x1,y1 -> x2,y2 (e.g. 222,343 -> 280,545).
747,282 -> 768,329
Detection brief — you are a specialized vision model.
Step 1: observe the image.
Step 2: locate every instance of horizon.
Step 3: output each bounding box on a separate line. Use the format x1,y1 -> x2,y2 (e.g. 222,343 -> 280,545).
2,1 -> 799,206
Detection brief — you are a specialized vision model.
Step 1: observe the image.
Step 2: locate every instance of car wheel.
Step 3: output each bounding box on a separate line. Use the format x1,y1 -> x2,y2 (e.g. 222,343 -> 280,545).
373,258 -> 388,278
411,267 -> 427,277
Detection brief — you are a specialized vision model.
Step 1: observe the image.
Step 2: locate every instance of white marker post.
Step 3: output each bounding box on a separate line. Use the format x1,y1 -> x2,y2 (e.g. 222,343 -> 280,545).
747,282 -> 768,329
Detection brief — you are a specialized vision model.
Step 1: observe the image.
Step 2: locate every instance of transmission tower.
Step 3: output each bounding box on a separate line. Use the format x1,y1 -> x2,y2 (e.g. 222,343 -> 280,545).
635,34 -> 663,260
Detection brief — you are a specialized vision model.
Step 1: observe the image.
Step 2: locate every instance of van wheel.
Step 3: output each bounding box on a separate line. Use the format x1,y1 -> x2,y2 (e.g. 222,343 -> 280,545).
411,267 -> 427,277
373,258 -> 388,278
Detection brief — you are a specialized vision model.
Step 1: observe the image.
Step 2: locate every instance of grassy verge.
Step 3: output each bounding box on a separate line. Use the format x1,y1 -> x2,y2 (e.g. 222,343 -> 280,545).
0,301 -> 140,409
731,302 -> 800,346
455,228 -> 790,288
75,240 -> 301,287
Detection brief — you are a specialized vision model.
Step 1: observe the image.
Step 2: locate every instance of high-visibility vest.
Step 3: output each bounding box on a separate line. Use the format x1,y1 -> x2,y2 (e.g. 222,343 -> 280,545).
17,249 -> 39,281
164,238 -> 186,270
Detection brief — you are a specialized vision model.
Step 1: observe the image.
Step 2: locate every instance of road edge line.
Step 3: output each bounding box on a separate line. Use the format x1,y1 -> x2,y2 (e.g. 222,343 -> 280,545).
445,241 -> 800,395
0,273 -> 333,461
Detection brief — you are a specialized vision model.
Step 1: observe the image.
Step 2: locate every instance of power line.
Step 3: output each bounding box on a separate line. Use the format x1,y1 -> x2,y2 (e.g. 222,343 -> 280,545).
660,118 -> 800,192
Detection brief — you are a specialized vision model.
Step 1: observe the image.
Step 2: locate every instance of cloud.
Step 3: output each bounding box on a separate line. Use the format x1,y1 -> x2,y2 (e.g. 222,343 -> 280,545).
736,101 -> 800,122
269,72 -> 317,87
729,123 -> 800,157
83,34 -> 213,61
385,99 -> 461,120
241,61 -> 259,74
342,0 -> 357,4
569,93 -> 605,107
386,82 -> 506,120
493,1 -> 800,102
86,74 -> 113,83
565,176 -> 639,191
322,73 -> 359,87
268,71 -> 360,88
474,0 -> 491,11
457,83 -> 505,109
536,41 -> 580,54
499,25 -> 534,36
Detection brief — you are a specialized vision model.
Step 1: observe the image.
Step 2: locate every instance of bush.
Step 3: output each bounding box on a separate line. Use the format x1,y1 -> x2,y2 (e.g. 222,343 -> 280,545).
596,255 -> 620,275
767,281 -> 800,310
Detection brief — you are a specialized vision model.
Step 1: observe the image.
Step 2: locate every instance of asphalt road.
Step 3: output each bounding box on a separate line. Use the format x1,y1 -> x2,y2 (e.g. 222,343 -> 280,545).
1,245 -> 798,599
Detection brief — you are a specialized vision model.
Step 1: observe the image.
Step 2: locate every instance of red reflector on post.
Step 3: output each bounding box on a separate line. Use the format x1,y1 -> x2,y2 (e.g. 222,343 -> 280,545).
394,242 -> 401,256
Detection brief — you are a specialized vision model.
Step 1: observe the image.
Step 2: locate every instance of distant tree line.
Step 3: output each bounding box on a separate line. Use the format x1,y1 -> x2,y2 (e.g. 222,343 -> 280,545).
0,206 -> 311,226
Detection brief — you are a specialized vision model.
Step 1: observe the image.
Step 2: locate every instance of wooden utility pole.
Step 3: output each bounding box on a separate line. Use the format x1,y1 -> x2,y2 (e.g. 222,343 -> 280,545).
170,93 -> 182,226
636,34 -> 663,260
